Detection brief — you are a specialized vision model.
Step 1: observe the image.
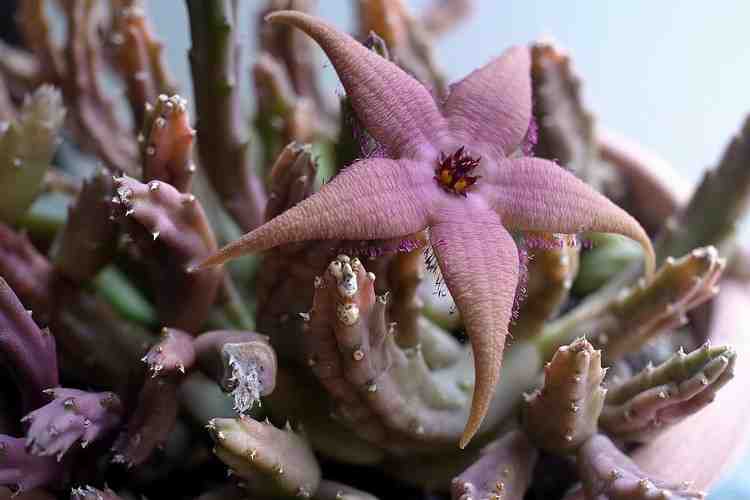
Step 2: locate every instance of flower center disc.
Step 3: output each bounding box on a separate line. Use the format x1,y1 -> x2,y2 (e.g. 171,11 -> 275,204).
434,146 -> 481,196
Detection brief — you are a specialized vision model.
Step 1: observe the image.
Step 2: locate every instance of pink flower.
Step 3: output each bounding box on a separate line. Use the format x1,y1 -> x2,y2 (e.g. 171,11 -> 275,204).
196,12 -> 655,448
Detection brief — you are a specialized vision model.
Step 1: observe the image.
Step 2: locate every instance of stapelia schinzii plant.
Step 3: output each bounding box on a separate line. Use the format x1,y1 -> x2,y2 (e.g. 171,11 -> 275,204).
2,0 -> 750,498
196,11 -> 656,448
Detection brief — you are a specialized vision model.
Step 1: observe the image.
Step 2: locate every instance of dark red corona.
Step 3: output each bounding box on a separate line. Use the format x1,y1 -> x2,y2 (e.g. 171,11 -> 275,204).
434,146 -> 481,196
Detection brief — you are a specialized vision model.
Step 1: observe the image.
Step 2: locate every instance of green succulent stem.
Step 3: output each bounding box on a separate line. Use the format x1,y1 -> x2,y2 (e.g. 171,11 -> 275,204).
0,85 -> 65,226
92,265 -> 157,327
656,115 -> 750,263
186,0 -> 266,232
537,246 -> 724,363
522,338 -> 606,454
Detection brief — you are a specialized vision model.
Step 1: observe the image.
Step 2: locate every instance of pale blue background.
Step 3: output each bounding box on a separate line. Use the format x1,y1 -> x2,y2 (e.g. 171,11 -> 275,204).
149,2 -> 750,496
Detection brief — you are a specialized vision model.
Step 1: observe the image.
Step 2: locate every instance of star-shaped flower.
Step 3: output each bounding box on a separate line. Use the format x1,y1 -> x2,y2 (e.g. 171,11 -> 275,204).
196,11 -> 655,448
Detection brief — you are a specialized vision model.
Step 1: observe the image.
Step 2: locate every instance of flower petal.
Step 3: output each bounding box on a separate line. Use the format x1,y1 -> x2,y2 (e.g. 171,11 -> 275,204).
194,158 -> 431,270
267,11 -> 447,159
444,46 -> 532,158
430,214 -> 518,448
495,157 -> 655,277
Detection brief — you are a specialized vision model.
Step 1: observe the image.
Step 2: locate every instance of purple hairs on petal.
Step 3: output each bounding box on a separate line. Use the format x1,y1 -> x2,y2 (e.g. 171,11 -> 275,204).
521,114 -> 539,156
511,237 -> 533,324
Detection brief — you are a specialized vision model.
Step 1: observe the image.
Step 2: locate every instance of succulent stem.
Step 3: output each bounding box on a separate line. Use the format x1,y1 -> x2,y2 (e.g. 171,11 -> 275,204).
207,417 -> 321,499
0,85 -> 65,225
186,0 -> 266,232
522,338 -> 606,454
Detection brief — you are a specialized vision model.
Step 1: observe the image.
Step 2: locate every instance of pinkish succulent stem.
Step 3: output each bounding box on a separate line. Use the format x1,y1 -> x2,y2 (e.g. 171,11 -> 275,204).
357,0 -> 446,94
450,429 -> 537,500
17,0 -> 63,83
112,176 -> 222,333
420,0 -> 474,37
530,40 -> 619,194
0,279 -> 58,413
206,417 -> 321,499
262,366 -> 386,466
576,434 -> 705,499
313,480 -> 379,500
0,435 -> 67,493
141,327 -> 196,378
110,328 -> 195,467
255,143 -> 344,361
306,254 -> 485,451
23,388 -> 123,460
522,338 -> 606,454
601,343 -> 735,443
386,245 -> 426,348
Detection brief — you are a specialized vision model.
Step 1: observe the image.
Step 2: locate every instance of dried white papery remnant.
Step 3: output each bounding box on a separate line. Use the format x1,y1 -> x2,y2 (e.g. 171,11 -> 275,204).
222,342 -> 263,413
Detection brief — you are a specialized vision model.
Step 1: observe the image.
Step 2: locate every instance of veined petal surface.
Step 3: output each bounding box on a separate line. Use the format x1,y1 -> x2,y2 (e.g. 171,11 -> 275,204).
430,214 -> 519,448
493,157 -> 655,277
267,11 -> 447,159
444,46 -> 532,158
196,158 -> 431,269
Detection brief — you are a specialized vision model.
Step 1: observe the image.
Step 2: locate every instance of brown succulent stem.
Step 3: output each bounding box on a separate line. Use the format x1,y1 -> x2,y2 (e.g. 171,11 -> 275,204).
386,245 -> 425,348
52,169 -> 117,284
60,0 -> 139,175
17,0 -> 64,83
512,232 -> 579,339
252,52 -> 320,173
357,0 -> 446,95
140,94 -> 196,193
530,40 -> 621,195
258,0 -> 326,106
110,0 -> 178,127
